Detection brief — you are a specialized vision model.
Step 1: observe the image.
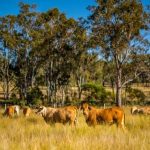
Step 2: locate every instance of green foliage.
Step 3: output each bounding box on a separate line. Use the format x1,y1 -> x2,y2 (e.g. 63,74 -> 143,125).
126,87 -> 146,103
27,87 -> 43,105
19,100 -> 27,107
10,93 -> 17,99
0,99 -> 27,106
31,99 -> 43,106
88,0 -> 149,106
82,83 -> 109,104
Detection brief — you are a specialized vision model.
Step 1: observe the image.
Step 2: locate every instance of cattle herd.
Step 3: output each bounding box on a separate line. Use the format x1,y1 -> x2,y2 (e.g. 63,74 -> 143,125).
3,106 -> 32,117
1,101 -> 150,130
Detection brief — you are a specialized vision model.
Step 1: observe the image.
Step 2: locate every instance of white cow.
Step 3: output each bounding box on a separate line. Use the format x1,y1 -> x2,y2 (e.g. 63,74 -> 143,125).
131,106 -> 150,115
13,105 -> 20,116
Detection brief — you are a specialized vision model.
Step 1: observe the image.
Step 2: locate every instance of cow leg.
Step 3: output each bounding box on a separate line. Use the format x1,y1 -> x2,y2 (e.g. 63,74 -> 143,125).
117,117 -> 126,131
108,121 -> 114,126
74,117 -> 78,126
87,119 -> 97,127
69,119 -> 75,127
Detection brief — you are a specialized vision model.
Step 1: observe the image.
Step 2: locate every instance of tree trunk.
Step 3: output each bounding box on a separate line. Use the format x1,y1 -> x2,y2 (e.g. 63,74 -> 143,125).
24,75 -> 27,99
6,76 -> 9,99
3,61 -> 9,100
3,78 -> 7,100
31,68 -> 35,88
6,61 -> 9,99
115,67 -> 122,106
47,78 -> 50,103
76,76 -> 83,99
110,79 -> 115,96
61,86 -> 65,106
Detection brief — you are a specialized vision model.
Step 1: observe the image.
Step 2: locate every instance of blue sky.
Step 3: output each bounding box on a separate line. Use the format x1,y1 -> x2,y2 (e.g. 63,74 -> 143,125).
0,0 -> 149,19
0,0 -> 95,19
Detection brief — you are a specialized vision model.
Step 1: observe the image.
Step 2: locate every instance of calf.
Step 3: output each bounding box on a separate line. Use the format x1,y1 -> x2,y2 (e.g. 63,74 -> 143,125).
80,102 -> 125,129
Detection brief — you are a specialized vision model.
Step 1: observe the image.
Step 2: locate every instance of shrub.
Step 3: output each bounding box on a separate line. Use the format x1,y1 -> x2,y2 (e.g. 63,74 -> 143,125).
10,93 -> 17,99
82,83 -> 110,104
27,87 -> 43,105
126,87 -> 146,104
31,99 -> 43,106
19,100 -> 27,107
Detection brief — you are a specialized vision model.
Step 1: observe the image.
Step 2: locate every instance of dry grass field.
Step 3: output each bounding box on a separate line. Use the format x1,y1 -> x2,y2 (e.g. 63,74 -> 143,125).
0,107 -> 149,150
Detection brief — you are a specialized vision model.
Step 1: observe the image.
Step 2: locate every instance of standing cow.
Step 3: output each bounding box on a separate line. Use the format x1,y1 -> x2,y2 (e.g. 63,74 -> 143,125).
36,106 -> 78,126
80,102 -> 125,130
23,107 -> 32,117
3,105 -> 20,117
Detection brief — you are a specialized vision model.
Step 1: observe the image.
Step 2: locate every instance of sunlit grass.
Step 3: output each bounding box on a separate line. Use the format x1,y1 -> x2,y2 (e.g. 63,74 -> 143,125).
0,108 -> 149,150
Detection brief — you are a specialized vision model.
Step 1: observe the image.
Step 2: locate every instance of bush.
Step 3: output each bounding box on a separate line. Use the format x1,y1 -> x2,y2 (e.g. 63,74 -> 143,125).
10,93 -> 17,99
27,87 -> 43,105
31,99 -> 43,106
126,87 -> 146,104
19,100 -> 27,107
82,83 -> 110,104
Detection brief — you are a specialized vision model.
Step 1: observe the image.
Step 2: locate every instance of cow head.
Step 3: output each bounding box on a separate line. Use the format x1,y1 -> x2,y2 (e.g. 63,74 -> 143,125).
81,103 -> 91,118
36,106 -> 47,117
131,106 -> 138,114
13,105 -> 20,116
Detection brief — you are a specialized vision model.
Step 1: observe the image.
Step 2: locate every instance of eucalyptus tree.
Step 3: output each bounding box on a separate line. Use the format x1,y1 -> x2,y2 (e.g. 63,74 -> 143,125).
74,52 -> 102,99
0,15 -> 17,99
31,8 -> 87,104
13,2 -> 37,99
88,0 -> 150,106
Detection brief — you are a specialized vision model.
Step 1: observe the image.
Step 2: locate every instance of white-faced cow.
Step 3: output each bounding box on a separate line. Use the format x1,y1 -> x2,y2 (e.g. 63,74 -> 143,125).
36,106 -> 78,126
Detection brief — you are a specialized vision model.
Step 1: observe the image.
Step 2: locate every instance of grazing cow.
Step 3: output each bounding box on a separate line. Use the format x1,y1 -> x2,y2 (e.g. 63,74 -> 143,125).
80,102 -> 125,129
3,106 -> 15,117
23,107 -> 32,117
36,106 -> 78,126
131,106 -> 150,115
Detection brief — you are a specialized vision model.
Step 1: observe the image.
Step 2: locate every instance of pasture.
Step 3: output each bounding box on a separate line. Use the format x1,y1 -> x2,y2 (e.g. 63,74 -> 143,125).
0,107 -> 149,150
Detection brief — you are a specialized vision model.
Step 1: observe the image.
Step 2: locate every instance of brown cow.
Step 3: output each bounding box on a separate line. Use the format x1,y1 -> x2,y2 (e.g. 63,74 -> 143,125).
80,102 -> 125,129
36,106 -> 78,126
131,106 -> 150,115
23,107 -> 32,117
3,106 -> 15,117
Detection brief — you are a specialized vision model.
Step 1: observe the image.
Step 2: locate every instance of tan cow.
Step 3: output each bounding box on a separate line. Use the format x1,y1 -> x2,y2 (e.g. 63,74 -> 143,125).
80,102 -> 125,129
36,105 -> 78,126
131,106 -> 150,115
23,107 -> 32,117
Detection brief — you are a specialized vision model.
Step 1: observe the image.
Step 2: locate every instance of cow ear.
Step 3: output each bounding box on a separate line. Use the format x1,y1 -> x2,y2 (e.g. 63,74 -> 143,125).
88,106 -> 92,110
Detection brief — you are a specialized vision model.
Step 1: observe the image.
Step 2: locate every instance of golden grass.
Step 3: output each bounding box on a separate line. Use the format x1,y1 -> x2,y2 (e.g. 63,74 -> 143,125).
0,108 -> 150,150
